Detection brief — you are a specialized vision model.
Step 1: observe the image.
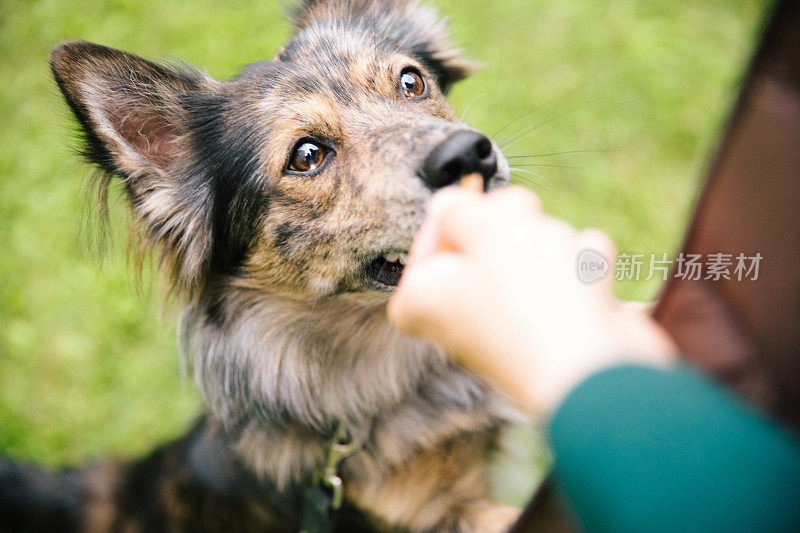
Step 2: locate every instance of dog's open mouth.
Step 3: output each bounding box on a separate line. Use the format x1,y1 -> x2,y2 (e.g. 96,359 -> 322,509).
366,252 -> 408,287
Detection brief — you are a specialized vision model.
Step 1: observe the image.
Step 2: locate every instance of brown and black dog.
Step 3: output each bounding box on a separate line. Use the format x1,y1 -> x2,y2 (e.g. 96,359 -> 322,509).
0,1 -> 521,531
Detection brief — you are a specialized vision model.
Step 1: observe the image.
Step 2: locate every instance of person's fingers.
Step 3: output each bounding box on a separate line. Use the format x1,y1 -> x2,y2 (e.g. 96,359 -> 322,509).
438,186 -> 543,252
405,212 -> 441,266
387,253 -> 469,343
406,188 -> 480,265
426,186 -> 480,219
577,228 -> 616,259
486,186 -> 543,214
576,228 -> 617,295
435,194 -> 496,254
412,186 -> 543,261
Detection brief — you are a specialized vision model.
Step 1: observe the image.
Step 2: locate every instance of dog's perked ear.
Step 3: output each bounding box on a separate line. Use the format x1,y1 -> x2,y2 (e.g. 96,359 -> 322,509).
50,41 -> 214,292
290,0 -> 477,93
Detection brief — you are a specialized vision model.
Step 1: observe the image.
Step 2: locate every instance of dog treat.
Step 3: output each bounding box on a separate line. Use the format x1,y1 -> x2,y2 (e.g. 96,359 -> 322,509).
459,172 -> 484,192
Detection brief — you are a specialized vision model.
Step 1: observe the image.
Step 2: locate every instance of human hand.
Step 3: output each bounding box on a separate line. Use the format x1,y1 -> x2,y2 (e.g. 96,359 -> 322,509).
387,186 -> 677,416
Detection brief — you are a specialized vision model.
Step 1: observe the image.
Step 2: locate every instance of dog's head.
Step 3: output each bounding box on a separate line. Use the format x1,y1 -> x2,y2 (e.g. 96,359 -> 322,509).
51,0 -> 509,301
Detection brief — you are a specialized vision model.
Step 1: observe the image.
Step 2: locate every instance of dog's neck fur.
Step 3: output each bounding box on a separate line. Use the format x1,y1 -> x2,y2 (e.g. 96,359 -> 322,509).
179,287 -> 513,488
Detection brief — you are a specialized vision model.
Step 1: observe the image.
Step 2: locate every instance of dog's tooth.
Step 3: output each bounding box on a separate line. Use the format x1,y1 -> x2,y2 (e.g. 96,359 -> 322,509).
385,253 -> 400,263
398,254 -> 408,266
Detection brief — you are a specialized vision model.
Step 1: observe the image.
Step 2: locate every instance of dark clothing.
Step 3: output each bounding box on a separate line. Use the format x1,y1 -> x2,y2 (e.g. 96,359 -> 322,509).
549,364 -> 800,532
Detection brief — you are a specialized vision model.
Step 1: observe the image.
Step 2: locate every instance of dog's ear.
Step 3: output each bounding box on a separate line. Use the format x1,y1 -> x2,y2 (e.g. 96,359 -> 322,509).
292,0 -> 476,93
50,41 -> 213,291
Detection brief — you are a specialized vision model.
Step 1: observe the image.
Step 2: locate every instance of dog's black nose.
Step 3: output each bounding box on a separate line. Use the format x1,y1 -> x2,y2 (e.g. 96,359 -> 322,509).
420,131 -> 497,190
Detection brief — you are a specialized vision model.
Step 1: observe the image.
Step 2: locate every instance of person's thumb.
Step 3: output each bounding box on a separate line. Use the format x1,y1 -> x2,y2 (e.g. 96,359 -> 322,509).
387,253 -> 471,347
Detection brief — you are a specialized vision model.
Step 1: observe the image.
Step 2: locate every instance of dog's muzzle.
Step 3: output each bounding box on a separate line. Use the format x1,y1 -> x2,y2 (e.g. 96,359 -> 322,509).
418,130 -> 498,190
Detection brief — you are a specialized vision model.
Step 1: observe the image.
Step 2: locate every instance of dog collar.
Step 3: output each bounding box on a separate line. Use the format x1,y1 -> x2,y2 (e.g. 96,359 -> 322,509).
300,423 -> 361,533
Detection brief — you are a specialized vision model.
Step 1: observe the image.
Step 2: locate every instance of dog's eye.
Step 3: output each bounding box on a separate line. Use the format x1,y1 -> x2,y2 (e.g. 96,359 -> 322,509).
400,68 -> 426,98
288,140 -> 326,173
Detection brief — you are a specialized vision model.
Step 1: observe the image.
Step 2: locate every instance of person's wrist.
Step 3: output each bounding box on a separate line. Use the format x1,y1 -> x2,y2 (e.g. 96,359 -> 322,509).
516,301 -> 678,416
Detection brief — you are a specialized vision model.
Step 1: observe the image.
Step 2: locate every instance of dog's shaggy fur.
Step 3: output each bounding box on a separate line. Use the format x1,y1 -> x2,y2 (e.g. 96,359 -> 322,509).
0,1 -> 521,531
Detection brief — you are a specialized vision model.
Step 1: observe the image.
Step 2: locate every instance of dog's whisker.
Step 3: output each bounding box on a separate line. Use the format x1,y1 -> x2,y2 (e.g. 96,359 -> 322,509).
482,38 -> 504,132
498,107 -> 576,151
495,76 -> 591,148
509,163 -> 579,169
509,166 -> 560,191
301,295 -> 320,341
506,149 -> 612,159
459,97 -> 479,123
495,96 -> 569,147
514,168 -> 550,183
511,167 -> 556,188
510,172 -> 555,197
496,109 -> 563,149
491,106 -> 545,139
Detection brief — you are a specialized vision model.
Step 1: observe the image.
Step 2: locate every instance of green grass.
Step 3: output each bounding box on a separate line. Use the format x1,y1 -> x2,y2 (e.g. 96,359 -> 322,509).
0,0 -> 765,505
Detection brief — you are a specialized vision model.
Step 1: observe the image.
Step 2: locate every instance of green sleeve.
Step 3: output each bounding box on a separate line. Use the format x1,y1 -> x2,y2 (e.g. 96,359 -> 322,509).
548,364 -> 800,533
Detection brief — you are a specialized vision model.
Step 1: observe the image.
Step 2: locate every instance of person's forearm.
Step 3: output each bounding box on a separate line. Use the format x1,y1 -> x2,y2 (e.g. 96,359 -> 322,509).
548,364 -> 800,532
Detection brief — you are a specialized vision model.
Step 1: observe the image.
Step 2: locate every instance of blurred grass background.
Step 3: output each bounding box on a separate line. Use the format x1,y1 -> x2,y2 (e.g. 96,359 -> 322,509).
0,0 -> 766,506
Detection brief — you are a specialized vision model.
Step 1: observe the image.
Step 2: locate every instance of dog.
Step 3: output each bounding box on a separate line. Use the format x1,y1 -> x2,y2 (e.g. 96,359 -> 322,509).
0,0 -> 521,530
